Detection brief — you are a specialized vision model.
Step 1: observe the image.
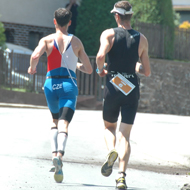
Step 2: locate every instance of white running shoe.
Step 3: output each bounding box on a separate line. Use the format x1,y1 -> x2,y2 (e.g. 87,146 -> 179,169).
52,156 -> 63,183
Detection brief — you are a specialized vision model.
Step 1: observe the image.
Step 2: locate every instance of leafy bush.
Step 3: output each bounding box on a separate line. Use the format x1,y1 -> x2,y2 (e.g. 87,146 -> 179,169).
130,0 -> 174,26
173,10 -> 180,27
76,0 -> 118,56
130,0 -> 175,59
76,0 -> 175,59
0,21 -> 6,49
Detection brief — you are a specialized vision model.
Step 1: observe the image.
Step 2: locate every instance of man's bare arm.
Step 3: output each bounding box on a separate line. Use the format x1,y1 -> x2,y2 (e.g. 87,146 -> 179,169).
136,34 -> 151,77
96,30 -> 111,70
96,29 -> 113,77
77,39 -> 93,74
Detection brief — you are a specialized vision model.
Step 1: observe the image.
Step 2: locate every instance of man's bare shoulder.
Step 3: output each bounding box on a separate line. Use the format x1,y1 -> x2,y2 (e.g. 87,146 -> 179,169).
72,35 -> 81,42
140,33 -> 148,43
72,35 -> 83,47
41,33 -> 55,43
139,32 -> 148,48
101,28 -> 115,38
70,35 -> 85,57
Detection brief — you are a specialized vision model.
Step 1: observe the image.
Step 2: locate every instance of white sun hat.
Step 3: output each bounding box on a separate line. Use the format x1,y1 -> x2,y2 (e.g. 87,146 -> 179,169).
110,5 -> 133,15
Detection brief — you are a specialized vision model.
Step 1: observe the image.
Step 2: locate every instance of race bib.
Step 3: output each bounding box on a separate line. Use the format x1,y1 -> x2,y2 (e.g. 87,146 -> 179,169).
110,73 -> 135,96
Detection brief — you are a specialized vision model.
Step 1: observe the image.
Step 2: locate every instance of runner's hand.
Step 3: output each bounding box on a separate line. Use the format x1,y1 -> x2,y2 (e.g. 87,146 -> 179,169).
99,69 -> 107,77
28,66 -> 37,75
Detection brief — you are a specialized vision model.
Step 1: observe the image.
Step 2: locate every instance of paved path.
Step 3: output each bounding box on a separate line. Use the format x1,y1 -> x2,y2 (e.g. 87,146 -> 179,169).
0,106 -> 189,189
0,155 -> 188,190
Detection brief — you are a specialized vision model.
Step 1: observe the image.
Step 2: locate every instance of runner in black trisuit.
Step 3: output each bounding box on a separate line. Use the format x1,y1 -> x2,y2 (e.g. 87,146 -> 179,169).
96,1 -> 151,189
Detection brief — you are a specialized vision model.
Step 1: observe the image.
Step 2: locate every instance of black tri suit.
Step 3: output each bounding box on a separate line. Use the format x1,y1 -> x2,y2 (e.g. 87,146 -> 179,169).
103,27 -> 140,124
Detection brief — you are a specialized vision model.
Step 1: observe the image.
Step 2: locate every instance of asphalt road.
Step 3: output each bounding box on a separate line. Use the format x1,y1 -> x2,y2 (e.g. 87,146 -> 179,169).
0,107 -> 189,190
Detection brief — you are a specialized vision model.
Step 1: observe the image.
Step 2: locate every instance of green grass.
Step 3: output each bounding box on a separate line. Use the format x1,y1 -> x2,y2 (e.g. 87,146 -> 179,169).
1,85 -> 27,92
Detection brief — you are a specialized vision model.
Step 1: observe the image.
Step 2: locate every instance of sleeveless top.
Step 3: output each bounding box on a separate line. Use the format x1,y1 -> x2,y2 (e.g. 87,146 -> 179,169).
46,34 -> 78,78
107,27 -> 140,74
105,27 -> 140,96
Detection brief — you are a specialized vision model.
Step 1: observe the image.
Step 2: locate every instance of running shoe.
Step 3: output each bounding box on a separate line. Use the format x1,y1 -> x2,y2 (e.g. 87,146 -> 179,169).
116,177 -> 128,189
49,165 -> 55,172
49,162 -> 63,172
101,149 -> 118,177
53,156 -> 63,183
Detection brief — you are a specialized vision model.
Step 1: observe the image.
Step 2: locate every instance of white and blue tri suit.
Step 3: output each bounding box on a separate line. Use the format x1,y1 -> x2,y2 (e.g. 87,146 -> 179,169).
44,34 -> 78,122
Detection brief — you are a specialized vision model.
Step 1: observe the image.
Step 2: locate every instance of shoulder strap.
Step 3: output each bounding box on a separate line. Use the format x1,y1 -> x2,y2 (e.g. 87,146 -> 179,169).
64,34 -> 73,52
55,34 -> 73,54
61,34 -> 77,87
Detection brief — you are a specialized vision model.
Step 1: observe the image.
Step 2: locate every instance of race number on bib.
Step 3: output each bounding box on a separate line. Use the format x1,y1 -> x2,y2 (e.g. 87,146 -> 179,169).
110,73 -> 135,96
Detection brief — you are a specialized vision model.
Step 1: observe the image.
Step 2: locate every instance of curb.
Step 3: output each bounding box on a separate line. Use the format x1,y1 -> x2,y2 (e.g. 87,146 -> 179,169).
0,103 -> 48,109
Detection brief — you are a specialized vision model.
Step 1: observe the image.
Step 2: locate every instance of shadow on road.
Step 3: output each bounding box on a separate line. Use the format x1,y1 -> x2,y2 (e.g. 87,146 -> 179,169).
61,183 -> 146,190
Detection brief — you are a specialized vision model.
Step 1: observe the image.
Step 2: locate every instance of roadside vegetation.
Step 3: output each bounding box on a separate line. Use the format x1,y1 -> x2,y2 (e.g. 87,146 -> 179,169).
76,0 -> 175,59
0,20 -> 6,49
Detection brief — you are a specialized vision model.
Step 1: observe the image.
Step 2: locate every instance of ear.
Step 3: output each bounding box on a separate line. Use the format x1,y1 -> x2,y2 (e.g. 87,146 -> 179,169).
115,13 -> 119,21
68,20 -> 72,26
53,18 -> 57,25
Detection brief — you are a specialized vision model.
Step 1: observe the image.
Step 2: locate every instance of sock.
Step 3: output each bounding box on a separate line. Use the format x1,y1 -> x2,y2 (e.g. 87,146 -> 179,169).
57,132 -> 68,155
117,171 -> 126,179
50,127 -> 58,153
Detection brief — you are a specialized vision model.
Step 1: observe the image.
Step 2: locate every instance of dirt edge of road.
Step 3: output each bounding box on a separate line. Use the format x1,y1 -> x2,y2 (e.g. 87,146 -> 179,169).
38,157 -> 190,176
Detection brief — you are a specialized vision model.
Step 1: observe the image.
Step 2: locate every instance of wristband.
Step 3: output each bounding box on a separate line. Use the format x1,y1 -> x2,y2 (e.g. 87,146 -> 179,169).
96,68 -> 104,74
96,64 -> 106,74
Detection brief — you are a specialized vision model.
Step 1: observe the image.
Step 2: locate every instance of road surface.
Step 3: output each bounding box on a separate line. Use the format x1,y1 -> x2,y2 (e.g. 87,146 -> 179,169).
0,107 -> 189,190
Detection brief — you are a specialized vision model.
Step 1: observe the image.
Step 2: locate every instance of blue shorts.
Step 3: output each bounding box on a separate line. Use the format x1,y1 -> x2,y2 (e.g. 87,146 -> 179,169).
44,77 -> 78,121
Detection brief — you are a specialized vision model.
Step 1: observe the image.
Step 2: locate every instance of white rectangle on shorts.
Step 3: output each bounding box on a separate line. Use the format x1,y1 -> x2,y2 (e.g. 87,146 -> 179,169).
110,73 -> 135,96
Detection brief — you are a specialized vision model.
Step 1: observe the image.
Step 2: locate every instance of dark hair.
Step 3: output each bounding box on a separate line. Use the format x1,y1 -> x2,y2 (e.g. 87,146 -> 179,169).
115,1 -> 132,21
54,8 -> 72,27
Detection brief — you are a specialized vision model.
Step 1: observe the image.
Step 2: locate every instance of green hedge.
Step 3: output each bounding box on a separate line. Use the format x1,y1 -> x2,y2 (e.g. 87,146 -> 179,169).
76,0 -> 118,56
130,0 -> 174,26
76,0 -> 175,59
0,21 -> 5,48
127,0 -> 175,59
